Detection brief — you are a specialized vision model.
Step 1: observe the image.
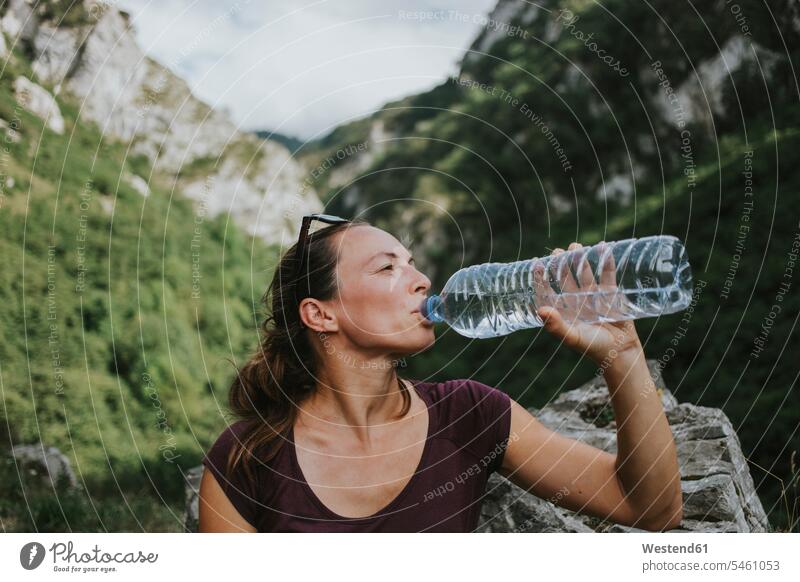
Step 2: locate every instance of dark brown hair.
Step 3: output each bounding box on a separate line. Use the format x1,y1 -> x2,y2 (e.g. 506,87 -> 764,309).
223,219 -> 412,490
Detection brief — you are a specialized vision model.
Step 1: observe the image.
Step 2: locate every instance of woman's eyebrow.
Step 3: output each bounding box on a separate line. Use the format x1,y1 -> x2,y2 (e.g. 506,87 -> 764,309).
364,251 -> 414,266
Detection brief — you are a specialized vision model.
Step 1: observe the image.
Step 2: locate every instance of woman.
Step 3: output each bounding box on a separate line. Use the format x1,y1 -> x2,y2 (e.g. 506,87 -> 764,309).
198,216 -> 683,532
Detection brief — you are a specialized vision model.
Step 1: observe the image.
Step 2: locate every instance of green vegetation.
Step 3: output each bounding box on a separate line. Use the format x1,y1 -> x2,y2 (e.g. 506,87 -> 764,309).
34,0 -> 95,28
2,0 -> 798,532
0,47 -> 276,531
320,0 -> 800,530
0,453 -> 184,532
254,130 -> 305,154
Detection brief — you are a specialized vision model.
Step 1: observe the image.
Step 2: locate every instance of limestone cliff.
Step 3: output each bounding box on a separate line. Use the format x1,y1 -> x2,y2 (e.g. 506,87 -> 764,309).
1,0 -> 321,243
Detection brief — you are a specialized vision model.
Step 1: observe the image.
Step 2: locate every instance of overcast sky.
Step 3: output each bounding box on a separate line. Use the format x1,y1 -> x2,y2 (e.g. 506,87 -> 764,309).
118,0 -> 497,140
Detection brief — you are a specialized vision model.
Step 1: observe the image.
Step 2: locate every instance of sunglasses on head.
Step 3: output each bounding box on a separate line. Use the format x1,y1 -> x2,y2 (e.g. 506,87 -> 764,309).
292,213 -> 350,305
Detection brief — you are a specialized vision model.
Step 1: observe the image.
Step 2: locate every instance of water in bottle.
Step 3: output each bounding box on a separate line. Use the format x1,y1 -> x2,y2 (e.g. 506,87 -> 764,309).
418,235 -> 693,339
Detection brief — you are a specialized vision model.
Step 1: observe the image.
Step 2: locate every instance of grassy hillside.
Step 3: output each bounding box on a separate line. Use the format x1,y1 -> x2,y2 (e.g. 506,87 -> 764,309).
0,45 -> 277,531
2,0 -> 797,532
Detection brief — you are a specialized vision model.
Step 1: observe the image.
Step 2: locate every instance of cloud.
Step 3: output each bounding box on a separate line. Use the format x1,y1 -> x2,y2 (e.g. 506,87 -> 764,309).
118,0 -> 496,140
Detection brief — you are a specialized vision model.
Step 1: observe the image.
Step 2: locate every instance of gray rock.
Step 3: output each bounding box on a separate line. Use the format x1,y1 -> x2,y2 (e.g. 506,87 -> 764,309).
0,0 -> 36,41
1,0 -> 321,245
124,172 -> 150,198
97,197 -> 113,215
477,360 -> 769,533
481,475 -> 594,532
461,0 -> 542,70
30,21 -> 91,86
12,444 -> 78,490
645,36 -> 783,136
13,76 -> 65,134
180,137 -> 319,241
183,465 -> 204,533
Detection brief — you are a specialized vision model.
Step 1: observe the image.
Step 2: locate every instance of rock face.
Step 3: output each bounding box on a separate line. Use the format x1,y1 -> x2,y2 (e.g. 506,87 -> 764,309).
477,360 -> 769,533
1,0 -> 321,244
461,0 -> 542,69
12,443 -> 78,490
183,360 -> 768,532
12,76 -> 64,134
645,35 -> 784,136
183,465 -> 203,533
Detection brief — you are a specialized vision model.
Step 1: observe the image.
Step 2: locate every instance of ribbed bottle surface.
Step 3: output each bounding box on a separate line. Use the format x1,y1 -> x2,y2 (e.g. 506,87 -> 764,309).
421,235 -> 693,339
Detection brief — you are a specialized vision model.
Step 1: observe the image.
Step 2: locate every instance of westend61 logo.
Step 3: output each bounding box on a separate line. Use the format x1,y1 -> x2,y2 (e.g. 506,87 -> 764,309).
19,541 -> 158,574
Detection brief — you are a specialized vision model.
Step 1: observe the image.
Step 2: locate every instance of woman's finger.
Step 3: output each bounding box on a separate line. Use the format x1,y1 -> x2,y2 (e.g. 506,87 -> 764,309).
572,246 -> 597,317
567,242 -> 593,290
559,243 -> 583,296
532,260 -> 552,305
538,306 -> 579,346
548,246 -> 573,297
537,306 -> 561,332
597,241 -> 617,289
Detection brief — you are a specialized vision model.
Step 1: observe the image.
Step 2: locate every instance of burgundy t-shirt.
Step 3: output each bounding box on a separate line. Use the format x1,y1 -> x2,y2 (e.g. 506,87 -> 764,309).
202,378 -> 512,532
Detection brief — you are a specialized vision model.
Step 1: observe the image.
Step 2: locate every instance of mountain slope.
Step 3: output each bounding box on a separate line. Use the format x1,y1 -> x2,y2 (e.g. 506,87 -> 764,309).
2,0 -> 321,244
302,0 -> 800,530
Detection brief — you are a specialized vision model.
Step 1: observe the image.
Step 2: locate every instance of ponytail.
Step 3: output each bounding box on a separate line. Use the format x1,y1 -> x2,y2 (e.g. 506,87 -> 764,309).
224,219 -> 411,487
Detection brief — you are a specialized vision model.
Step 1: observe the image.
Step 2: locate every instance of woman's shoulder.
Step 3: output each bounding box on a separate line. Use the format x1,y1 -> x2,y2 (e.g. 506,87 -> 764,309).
412,377 -> 512,471
205,419 -> 256,454
202,418 -> 281,477
201,419 -> 265,528
412,377 -> 511,428
413,377 -> 508,405
204,419 -> 249,462
216,418 -> 255,438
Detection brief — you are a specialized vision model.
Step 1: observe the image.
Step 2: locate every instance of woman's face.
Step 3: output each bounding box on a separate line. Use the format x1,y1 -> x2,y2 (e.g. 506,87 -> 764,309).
325,225 -> 436,356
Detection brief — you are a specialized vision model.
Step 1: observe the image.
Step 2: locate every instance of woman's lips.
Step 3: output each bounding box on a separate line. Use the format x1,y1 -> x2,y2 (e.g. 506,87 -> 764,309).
413,311 -> 434,326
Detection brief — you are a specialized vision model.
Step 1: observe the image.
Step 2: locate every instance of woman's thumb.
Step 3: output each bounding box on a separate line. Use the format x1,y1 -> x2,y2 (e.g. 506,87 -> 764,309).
538,306 -> 566,335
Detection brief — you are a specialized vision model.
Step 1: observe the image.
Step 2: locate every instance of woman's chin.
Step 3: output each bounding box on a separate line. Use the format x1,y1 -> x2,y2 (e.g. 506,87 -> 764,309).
413,328 -> 436,351
390,330 -> 435,356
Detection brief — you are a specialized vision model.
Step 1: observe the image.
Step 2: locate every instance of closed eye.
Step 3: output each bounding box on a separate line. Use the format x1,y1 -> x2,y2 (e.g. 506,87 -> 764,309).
379,257 -> 414,272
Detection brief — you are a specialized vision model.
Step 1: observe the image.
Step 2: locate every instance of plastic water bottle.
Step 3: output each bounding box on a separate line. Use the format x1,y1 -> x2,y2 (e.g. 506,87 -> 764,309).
419,235 -> 693,339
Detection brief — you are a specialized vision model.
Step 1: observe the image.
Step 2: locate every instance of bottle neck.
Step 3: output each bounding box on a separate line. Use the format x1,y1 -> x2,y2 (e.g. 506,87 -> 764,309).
420,295 -> 444,323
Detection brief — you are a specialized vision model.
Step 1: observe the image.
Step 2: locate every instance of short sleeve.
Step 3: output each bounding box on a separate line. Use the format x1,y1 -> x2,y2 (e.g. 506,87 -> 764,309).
446,379 -> 512,474
201,421 -> 260,528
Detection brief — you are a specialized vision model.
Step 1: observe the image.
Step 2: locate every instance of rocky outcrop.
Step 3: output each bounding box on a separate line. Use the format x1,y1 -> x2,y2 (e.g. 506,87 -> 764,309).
13,76 -> 64,134
461,0 -> 542,69
124,172 -> 150,198
477,360 -> 769,532
1,0 -> 321,244
184,465 -> 203,533
0,0 -> 35,42
183,360 -> 768,532
11,443 -> 78,490
325,119 -> 391,191
645,35 -> 784,136
180,138 -> 317,241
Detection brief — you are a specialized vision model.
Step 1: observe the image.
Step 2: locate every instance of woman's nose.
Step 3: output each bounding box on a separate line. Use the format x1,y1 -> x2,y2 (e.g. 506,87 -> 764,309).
412,269 -> 431,294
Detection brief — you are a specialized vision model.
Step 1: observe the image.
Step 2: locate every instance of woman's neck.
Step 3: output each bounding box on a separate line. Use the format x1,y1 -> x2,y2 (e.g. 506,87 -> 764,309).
297,358 -> 408,444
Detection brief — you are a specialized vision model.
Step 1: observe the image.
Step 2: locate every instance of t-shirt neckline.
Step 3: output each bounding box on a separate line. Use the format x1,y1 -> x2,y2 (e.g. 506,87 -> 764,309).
287,378 -> 435,522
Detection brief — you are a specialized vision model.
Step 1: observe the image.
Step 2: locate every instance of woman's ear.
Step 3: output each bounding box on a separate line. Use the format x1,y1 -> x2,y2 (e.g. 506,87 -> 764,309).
299,298 -> 338,332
